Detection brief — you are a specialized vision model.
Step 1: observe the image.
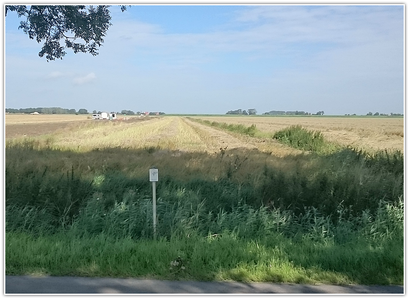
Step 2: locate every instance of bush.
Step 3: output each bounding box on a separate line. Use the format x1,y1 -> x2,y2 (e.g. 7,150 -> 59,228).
273,125 -> 334,153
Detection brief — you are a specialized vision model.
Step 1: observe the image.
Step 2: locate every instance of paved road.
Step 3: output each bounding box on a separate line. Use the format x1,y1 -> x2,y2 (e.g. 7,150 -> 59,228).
5,276 -> 404,294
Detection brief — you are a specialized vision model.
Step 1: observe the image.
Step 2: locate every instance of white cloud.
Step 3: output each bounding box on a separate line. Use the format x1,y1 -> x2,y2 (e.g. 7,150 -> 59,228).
100,5 -> 402,71
73,72 -> 96,85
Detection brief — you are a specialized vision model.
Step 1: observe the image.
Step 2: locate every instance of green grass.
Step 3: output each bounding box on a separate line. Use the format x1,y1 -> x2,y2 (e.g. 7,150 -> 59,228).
6,216 -> 403,285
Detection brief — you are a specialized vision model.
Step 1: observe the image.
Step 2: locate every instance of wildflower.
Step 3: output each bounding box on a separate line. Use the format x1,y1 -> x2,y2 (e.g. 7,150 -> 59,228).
170,260 -> 180,267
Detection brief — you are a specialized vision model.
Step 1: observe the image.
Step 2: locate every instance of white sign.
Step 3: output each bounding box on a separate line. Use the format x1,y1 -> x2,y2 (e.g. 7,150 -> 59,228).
149,168 -> 158,182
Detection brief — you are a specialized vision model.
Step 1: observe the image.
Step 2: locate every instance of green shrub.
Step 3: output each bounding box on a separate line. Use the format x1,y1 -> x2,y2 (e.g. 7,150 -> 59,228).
190,118 -> 259,137
273,125 -> 334,153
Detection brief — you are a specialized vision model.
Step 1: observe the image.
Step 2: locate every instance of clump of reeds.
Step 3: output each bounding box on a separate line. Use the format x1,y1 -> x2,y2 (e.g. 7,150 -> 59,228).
273,125 -> 337,153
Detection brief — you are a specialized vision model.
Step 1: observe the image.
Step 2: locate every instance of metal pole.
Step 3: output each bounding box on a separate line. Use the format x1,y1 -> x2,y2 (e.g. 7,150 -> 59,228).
152,181 -> 157,240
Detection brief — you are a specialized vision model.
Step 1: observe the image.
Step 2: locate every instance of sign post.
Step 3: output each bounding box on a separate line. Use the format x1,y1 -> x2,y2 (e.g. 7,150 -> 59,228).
149,167 -> 158,239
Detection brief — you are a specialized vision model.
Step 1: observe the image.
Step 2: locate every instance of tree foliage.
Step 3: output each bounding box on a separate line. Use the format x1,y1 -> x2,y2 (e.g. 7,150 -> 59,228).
121,109 -> 135,115
77,108 -> 88,114
6,5 -> 127,61
226,109 -> 255,115
6,107 -> 78,114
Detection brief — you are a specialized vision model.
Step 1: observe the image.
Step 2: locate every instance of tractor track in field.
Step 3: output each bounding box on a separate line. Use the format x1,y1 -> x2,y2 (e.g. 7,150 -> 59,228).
142,117 -> 180,143
181,117 -> 303,156
181,117 -> 258,153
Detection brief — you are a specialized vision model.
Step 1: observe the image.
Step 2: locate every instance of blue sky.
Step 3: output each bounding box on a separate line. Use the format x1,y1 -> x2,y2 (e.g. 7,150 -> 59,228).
5,5 -> 404,115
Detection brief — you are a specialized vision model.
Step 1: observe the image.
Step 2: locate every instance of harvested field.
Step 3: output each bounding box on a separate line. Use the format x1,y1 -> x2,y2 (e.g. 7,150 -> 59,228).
190,116 -> 404,152
182,118 -> 302,156
6,121 -> 83,139
5,115 -> 152,140
6,115 -> 303,157
6,114 -> 402,153
5,114 -> 89,124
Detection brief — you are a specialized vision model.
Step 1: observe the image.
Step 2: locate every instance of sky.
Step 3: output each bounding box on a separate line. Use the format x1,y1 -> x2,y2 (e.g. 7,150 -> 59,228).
4,4 -> 404,115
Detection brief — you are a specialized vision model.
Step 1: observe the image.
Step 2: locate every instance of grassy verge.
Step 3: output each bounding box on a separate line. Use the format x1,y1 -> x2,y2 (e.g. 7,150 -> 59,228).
6,192 -> 403,285
6,211 -> 403,285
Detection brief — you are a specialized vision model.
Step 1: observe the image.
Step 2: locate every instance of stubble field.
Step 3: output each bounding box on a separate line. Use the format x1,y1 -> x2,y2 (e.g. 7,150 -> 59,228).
188,115 -> 404,152
5,114 -> 403,285
6,114 -> 403,152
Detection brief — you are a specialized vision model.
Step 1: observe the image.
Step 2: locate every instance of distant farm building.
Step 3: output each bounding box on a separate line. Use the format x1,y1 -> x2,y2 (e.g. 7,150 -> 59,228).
92,112 -> 117,120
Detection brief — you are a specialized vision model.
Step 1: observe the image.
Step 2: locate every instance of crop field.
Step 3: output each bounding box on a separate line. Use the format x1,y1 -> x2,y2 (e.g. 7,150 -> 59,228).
6,114 -> 403,152
189,115 -> 404,152
5,114 -> 404,285
5,114 -> 294,152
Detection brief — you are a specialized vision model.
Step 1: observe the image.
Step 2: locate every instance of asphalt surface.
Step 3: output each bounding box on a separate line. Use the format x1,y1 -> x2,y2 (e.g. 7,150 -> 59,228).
5,276 -> 404,294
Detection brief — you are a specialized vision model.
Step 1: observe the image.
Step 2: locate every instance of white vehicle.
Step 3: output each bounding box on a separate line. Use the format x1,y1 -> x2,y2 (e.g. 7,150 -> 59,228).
92,112 -> 117,120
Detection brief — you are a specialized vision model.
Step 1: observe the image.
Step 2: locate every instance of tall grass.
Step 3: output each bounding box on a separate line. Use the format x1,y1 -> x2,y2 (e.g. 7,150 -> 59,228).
6,135 -> 403,231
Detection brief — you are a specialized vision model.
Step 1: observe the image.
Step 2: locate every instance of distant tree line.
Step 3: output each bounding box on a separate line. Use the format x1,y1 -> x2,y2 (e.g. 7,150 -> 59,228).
120,110 -> 136,115
365,112 -> 403,117
6,107 -> 87,114
226,109 -> 326,116
6,107 -> 166,116
226,109 -> 257,115
116,110 -> 165,115
148,112 -> 166,115
263,110 -> 323,116
118,110 -> 165,115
